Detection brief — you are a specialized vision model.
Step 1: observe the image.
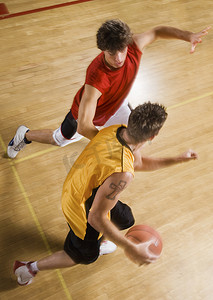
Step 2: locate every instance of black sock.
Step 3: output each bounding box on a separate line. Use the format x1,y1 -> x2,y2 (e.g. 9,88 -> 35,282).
24,130 -> 32,144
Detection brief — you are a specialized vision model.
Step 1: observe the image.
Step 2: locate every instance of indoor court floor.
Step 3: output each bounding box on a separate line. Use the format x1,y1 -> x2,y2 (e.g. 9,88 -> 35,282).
0,0 -> 213,299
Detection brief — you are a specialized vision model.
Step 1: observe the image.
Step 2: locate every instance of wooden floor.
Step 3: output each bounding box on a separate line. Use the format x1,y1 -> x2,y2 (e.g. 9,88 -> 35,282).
0,0 -> 213,299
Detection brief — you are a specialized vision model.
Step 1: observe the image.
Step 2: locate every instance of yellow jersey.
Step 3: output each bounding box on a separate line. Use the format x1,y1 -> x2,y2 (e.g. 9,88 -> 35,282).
61,125 -> 134,240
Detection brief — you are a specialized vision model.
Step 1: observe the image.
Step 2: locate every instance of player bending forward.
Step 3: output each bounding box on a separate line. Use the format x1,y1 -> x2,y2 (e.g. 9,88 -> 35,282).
7,20 -> 210,158
14,102 -> 198,285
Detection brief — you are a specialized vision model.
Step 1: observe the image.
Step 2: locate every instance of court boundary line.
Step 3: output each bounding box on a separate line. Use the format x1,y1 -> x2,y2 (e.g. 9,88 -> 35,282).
0,0 -> 94,20
0,136 -> 72,300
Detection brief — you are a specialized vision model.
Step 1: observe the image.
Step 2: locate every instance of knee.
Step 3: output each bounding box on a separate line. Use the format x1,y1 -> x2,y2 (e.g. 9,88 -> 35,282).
119,204 -> 135,230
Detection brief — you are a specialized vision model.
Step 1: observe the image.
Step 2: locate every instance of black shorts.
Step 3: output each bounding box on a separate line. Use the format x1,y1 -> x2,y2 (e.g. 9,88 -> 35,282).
61,111 -> 78,139
111,200 -> 135,230
64,222 -> 101,265
64,200 -> 135,265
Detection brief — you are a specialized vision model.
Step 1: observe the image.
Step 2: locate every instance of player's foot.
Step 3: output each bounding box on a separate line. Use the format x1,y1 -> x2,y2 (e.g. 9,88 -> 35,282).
13,260 -> 37,286
7,125 -> 31,158
99,240 -> 117,256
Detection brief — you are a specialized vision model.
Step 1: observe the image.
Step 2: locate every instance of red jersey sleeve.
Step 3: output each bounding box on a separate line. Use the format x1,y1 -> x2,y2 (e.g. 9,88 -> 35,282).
85,53 -> 110,94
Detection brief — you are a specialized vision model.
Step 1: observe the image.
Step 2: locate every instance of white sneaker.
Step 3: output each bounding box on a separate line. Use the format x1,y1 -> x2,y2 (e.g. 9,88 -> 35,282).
7,125 -> 30,158
13,260 -> 37,286
99,240 -> 117,256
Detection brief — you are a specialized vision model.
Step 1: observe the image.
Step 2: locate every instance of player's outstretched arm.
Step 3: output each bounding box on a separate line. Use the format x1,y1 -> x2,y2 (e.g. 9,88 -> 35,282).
134,149 -> 198,172
133,25 -> 211,53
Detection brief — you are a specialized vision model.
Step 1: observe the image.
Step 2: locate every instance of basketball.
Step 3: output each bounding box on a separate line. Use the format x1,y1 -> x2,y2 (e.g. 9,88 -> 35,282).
125,224 -> 163,255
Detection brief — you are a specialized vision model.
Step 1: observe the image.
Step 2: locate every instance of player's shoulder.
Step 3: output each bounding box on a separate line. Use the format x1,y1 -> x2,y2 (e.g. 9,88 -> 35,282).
88,51 -> 104,69
87,53 -> 107,78
109,171 -> 134,183
128,39 -> 143,56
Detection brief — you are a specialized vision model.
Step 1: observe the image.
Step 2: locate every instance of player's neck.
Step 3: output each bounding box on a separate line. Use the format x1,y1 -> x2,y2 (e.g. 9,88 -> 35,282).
103,55 -> 120,71
119,128 -> 145,152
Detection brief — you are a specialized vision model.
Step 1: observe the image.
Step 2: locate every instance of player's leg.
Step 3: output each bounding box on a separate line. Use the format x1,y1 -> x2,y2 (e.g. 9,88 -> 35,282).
14,223 -> 118,285
7,111 -> 83,158
37,250 -> 76,270
13,226 -> 82,286
25,129 -> 56,145
52,111 -> 83,147
14,224 -> 99,286
14,250 -> 76,286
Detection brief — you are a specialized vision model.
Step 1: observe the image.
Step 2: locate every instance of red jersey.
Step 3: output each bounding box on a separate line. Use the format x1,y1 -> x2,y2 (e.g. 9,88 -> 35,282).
71,42 -> 142,126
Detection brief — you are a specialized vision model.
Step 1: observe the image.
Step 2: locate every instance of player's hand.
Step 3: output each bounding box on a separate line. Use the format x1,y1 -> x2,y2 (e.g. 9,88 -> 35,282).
179,149 -> 198,162
124,239 -> 160,266
190,26 -> 211,54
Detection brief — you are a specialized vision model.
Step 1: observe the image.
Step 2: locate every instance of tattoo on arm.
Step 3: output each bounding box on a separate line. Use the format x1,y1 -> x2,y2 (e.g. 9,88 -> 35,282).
106,180 -> 127,200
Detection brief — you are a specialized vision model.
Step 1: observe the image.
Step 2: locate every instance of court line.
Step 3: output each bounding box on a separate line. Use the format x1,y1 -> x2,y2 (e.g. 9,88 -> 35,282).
10,90 -> 212,164
14,146 -> 58,164
168,91 -> 213,110
0,0 -> 94,20
0,135 -> 72,300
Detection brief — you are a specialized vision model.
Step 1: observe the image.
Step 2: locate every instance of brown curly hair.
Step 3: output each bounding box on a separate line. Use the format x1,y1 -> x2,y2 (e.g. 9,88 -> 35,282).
96,19 -> 133,53
127,102 -> 168,143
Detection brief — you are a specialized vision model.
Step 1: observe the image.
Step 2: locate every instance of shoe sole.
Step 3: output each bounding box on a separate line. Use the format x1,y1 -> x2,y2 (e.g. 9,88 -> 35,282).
7,126 -> 29,158
17,275 -> 32,286
13,261 -> 33,286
